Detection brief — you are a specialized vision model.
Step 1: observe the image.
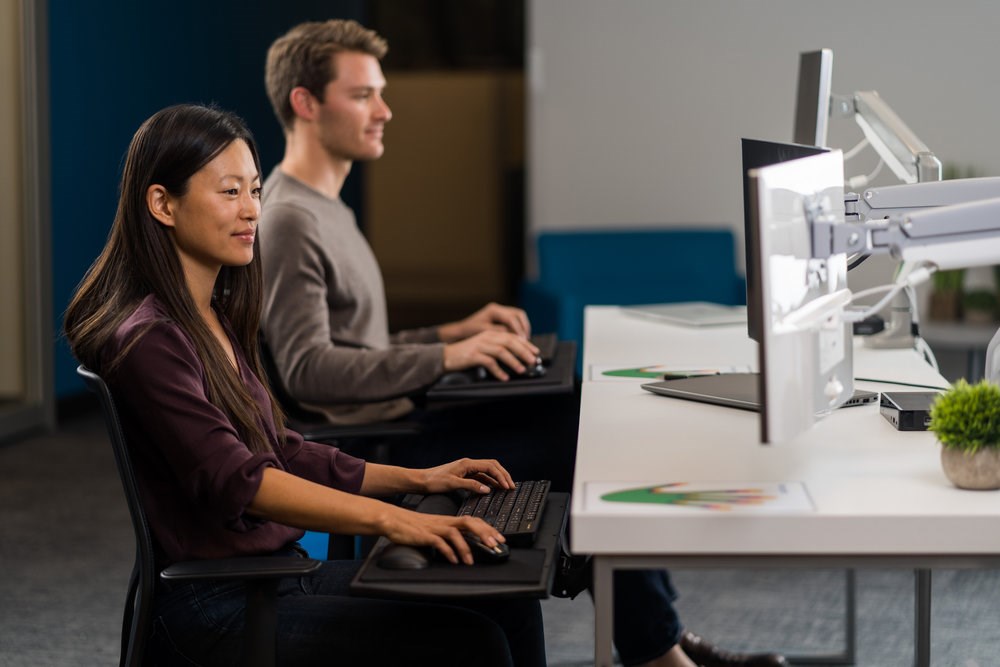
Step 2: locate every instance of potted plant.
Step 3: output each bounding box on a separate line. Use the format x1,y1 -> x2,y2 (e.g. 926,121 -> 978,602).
928,269 -> 964,321
928,379 -> 1000,490
962,289 -> 999,324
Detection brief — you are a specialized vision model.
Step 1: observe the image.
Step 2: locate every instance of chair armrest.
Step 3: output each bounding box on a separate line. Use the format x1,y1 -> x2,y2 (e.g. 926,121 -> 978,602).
161,556 -> 321,582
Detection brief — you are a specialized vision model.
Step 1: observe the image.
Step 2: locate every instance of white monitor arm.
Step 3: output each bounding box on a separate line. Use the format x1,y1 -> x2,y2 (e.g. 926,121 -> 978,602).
813,178 -> 1000,270
832,90 -> 942,184
813,179 -> 1000,380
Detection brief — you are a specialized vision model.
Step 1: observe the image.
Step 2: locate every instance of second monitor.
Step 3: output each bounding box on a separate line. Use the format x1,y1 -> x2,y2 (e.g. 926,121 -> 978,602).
746,148 -> 854,444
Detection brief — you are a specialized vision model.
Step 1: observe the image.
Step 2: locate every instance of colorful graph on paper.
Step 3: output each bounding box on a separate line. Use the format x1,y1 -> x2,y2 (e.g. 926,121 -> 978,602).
592,482 -> 814,513
590,364 -> 752,382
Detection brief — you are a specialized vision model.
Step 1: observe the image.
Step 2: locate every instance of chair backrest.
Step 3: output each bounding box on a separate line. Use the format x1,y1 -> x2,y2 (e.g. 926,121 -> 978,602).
524,228 -> 747,353
537,228 -> 743,304
77,365 -> 155,667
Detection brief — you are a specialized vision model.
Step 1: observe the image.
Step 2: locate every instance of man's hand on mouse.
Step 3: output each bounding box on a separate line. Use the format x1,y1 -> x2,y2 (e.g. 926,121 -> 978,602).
418,457 -> 515,495
437,302 -> 531,342
442,330 -> 540,380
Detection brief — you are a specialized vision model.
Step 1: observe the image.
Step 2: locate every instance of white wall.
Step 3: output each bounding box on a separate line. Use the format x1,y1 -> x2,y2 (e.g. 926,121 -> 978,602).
528,0 -> 1000,267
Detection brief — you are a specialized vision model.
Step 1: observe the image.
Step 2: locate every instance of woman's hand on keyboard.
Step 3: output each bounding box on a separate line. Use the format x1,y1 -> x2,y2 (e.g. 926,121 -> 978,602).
383,510 -> 503,565
442,330 -> 540,380
419,457 -> 515,495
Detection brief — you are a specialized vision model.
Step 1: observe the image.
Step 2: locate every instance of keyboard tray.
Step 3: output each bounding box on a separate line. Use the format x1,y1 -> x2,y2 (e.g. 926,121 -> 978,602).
426,341 -> 576,400
350,492 -> 568,600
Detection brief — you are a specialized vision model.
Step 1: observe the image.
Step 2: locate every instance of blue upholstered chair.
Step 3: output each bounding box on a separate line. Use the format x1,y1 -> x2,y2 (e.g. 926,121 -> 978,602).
520,228 -> 746,360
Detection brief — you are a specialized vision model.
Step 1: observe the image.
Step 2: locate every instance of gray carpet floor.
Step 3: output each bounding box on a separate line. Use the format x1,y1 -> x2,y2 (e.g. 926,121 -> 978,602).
2,409 -> 999,666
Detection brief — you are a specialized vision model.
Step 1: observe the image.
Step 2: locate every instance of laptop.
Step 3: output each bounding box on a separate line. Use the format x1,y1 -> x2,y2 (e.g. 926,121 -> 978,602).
641,372 -> 878,411
623,302 -> 748,327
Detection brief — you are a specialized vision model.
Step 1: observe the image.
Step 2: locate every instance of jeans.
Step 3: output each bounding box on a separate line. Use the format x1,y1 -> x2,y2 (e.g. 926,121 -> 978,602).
149,552 -> 546,666
612,569 -> 683,666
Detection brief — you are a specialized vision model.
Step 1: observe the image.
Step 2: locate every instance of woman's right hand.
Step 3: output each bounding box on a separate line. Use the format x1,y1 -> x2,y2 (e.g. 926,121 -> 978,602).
382,508 -> 504,565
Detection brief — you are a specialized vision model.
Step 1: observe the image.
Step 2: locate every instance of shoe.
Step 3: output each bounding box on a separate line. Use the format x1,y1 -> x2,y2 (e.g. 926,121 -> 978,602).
679,631 -> 788,667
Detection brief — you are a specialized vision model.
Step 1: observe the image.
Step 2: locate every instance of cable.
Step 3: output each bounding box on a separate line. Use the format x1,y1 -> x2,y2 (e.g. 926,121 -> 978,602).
845,158 -> 885,190
847,254 -> 870,271
842,138 -> 869,161
913,336 -> 939,372
842,264 -> 936,323
851,283 -> 898,301
855,376 -> 950,391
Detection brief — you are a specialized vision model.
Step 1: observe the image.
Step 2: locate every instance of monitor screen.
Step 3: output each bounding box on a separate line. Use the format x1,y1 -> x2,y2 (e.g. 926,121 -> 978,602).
793,49 -> 833,147
742,138 -> 828,342
747,150 -> 853,444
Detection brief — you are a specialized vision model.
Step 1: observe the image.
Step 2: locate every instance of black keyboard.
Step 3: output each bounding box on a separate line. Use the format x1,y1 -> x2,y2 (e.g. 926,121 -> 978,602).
458,480 -> 550,547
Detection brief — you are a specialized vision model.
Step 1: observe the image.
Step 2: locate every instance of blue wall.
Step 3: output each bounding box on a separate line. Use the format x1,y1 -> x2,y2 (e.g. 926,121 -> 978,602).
49,0 -> 365,397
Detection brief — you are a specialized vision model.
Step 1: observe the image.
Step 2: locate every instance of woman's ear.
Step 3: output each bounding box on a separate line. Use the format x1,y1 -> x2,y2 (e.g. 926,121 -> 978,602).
289,86 -> 318,122
147,184 -> 175,227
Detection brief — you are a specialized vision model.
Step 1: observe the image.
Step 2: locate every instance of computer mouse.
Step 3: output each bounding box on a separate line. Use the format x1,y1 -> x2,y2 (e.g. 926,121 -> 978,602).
437,371 -> 475,387
477,358 -> 546,381
462,532 -> 510,564
376,544 -> 430,570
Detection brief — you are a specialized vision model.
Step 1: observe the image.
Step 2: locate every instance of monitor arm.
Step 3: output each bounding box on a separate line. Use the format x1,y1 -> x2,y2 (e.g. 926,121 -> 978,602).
813,182 -> 1000,272
844,177 -> 1000,222
832,90 -> 942,184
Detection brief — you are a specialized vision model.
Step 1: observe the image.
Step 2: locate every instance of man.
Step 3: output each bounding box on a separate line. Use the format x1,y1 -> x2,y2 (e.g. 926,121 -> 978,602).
260,19 -> 786,667
260,20 -> 539,427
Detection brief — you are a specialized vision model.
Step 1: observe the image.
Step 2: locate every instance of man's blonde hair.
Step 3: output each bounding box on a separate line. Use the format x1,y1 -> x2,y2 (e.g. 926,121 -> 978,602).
265,19 -> 388,131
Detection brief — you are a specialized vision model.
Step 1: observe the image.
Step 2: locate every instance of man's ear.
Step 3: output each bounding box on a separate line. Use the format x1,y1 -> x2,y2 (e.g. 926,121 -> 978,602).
147,184 -> 176,228
289,86 -> 319,121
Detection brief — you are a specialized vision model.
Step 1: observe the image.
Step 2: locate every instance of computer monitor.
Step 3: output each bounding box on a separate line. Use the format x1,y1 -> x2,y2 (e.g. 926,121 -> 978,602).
747,149 -> 854,444
793,49 -> 833,147
742,138 -> 828,343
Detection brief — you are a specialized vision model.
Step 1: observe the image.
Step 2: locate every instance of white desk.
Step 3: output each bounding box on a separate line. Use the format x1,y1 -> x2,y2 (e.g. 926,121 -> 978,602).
573,306 -> 1000,666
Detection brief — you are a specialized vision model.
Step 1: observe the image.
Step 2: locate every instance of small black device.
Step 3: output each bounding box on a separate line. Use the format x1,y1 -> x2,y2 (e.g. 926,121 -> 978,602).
879,391 -> 939,431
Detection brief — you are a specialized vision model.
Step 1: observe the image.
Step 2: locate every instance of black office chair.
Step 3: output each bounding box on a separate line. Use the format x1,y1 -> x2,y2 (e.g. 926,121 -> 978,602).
78,365 -> 321,667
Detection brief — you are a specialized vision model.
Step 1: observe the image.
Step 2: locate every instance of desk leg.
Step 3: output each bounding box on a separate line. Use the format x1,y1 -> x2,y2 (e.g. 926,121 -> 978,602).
594,556 -> 616,667
968,350 -> 986,382
914,569 -> 931,667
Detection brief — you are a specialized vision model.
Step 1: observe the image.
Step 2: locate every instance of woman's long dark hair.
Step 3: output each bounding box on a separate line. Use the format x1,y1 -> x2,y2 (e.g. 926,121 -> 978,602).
65,104 -> 283,454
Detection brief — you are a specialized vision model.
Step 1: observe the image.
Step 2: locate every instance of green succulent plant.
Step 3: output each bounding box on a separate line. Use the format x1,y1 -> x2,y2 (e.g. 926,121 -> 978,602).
929,379 -> 1000,454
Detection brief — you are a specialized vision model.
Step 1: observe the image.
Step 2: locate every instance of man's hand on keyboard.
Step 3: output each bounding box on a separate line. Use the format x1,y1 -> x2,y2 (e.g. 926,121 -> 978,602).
383,508 -> 504,566
437,302 -> 531,341
442,330 -> 540,380
418,457 -> 515,495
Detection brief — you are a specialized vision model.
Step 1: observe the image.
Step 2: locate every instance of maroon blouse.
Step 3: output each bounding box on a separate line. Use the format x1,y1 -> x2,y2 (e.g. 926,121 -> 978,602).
105,295 -> 366,567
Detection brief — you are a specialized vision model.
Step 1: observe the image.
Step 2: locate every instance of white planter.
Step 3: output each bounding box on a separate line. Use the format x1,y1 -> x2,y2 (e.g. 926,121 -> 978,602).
940,446 -> 1000,490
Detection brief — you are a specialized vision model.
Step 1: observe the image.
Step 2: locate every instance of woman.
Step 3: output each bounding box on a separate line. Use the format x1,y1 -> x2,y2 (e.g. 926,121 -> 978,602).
64,104 -> 545,666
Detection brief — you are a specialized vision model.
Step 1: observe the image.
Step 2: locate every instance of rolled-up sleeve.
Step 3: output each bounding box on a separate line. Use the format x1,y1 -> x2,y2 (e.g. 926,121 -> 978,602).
280,427 -> 366,494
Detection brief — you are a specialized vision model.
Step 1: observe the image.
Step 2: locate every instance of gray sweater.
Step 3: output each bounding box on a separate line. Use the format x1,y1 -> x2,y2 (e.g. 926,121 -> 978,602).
259,169 -> 444,425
